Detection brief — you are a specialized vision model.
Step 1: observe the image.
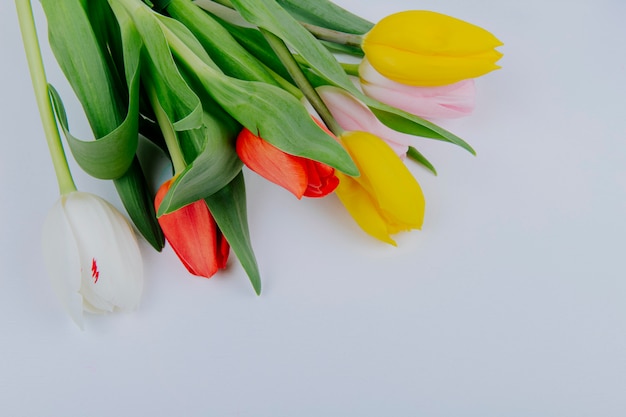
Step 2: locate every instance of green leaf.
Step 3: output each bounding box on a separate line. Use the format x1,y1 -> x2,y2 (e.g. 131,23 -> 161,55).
229,0 -> 354,92
222,0 -> 472,153
152,9 -> 359,176
407,147 -> 437,176
319,40 -> 364,57
114,158 -> 165,251
369,106 -> 475,155
276,0 -> 373,34
214,19 -> 295,84
157,108 -> 243,216
43,0 -> 164,250
303,68 -> 476,154
41,0 -> 123,136
199,75 -> 359,175
166,0 -> 280,86
110,0 -> 203,131
206,172 -> 261,295
48,85 -> 138,179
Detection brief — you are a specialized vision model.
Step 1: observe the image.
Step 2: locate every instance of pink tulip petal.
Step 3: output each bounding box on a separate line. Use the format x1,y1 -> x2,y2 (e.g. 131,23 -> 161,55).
359,58 -> 476,119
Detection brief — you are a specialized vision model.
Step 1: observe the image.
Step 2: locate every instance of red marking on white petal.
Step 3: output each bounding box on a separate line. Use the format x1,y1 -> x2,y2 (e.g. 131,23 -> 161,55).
91,258 -> 100,284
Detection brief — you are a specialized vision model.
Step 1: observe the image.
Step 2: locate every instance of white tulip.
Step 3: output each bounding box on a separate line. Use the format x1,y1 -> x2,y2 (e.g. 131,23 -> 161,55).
41,191 -> 143,328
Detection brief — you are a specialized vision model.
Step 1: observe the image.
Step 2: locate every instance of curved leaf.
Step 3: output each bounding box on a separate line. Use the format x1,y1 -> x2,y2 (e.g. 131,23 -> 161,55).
49,85 -> 138,179
157,108 -> 243,215
229,0 -> 354,91
110,0 -> 203,131
276,0 -> 373,34
166,0 -> 280,85
206,172 -> 261,295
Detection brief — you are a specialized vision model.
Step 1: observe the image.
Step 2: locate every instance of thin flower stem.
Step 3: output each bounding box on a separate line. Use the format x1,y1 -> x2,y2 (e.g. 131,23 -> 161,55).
210,0 -> 233,8
340,62 -> 360,77
300,22 -> 364,49
145,82 -> 187,175
260,29 -> 344,136
196,0 -> 364,50
15,0 -> 76,195
261,65 -> 303,99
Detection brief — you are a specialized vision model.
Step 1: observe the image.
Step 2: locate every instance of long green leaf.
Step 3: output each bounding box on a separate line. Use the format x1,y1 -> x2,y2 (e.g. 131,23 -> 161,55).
167,0 -> 280,85
43,0 -> 164,250
41,0 -> 123,134
110,0 -> 203,131
224,0 -> 473,153
276,0 -> 373,34
156,106 -> 243,215
206,172 -> 261,295
48,85 -> 138,179
148,9 -> 358,175
229,0 -> 354,92
302,69 -> 475,153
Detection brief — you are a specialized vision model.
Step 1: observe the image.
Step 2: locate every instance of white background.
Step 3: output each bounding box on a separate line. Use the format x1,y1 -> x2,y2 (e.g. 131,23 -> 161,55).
1,0 -> 625,416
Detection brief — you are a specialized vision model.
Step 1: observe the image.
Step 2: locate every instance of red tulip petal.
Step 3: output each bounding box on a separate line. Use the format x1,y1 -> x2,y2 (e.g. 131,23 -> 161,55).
155,179 -> 228,278
236,129 -> 308,199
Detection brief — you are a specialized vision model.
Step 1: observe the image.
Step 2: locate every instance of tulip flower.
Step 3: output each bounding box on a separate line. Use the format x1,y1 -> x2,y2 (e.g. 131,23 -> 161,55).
236,126 -> 339,198
155,178 -> 229,278
362,10 -> 503,86
316,85 -> 415,157
42,192 -> 143,328
334,131 -> 425,245
359,58 -> 476,119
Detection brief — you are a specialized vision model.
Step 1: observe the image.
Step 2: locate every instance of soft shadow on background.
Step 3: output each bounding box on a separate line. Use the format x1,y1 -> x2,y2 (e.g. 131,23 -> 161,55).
1,1 -> 625,416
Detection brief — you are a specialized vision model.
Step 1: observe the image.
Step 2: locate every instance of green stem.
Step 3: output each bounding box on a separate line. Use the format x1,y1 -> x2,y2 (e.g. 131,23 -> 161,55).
209,0 -> 233,8
260,29 -> 343,136
300,22 -> 364,49
145,82 -> 187,175
341,62 -> 360,77
261,64 -> 302,99
15,0 -> 76,195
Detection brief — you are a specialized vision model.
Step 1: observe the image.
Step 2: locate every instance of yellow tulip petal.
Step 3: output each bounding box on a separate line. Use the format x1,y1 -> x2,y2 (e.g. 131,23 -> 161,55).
335,172 -> 397,245
365,45 -> 503,86
363,10 -> 503,86
341,131 -> 425,231
365,11 -> 502,55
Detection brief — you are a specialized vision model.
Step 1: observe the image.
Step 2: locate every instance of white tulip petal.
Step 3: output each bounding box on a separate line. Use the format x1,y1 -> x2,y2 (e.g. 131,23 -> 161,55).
41,192 -> 143,327
62,193 -> 143,313
42,196 -> 84,328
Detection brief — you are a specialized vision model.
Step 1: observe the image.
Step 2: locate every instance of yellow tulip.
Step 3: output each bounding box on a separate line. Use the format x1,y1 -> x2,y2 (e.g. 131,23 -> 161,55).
362,10 -> 503,86
335,131 -> 425,245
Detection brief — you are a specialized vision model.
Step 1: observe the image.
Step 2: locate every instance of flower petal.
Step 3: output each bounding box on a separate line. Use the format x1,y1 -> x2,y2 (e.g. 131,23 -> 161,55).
42,197 -> 84,328
363,10 -> 503,86
62,192 -> 143,314
237,128 -> 308,198
155,179 -> 229,278
317,86 -> 415,156
359,59 -> 476,119
335,172 -> 397,245
341,132 -> 425,231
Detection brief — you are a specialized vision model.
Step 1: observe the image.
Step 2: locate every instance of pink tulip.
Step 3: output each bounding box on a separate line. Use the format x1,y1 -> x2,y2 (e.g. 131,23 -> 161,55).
359,58 -> 476,120
316,85 -> 416,157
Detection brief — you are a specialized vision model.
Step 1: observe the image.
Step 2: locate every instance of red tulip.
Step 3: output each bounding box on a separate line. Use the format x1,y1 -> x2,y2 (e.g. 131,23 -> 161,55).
236,127 -> 339,199
154,178 -> 229,278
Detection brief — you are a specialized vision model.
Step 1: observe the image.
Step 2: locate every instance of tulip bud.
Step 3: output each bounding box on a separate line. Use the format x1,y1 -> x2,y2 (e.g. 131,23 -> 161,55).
316,86 -> 415,157
359,58 -> 476,119
236,126 -> 339,198
42,192 -> 143,328
155,178 -> 229,278
362,10 -> 503,86
335,131 -> 425,245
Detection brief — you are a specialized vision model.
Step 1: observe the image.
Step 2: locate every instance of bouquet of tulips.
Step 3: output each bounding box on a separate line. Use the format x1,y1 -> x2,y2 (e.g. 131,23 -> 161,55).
16,0 -> 502,326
